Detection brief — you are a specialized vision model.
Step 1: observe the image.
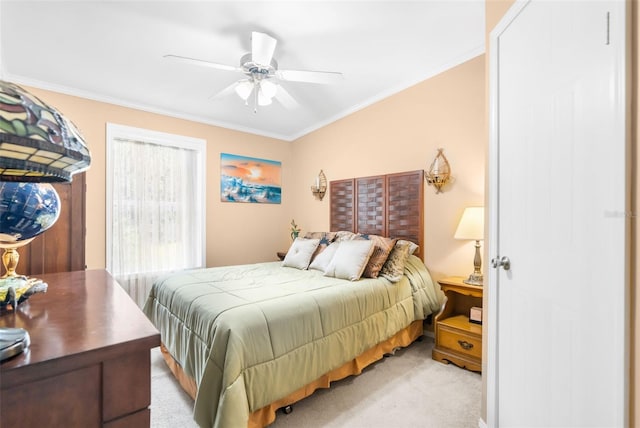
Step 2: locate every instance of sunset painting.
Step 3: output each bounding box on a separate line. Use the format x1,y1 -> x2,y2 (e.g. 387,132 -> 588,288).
220,153 -> 282,204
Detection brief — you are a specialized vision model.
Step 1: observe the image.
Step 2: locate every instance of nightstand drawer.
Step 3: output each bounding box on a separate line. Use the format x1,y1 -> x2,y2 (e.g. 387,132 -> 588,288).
437,324 -> 482,359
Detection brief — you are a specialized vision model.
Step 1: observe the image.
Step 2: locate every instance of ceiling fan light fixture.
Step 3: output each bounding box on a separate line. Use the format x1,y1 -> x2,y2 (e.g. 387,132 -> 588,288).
258,91 -> 273,106
235,80 -> 253,100
259,80 -> 277,99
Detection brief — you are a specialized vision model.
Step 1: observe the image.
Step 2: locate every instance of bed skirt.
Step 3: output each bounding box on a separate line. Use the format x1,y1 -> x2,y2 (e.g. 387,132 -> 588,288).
160,319 -> 424,427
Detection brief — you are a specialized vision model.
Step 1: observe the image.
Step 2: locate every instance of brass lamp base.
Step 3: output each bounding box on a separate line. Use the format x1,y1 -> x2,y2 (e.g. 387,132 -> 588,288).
463,273 -> 483,286
0,245 -> 47,309
463,239 -> 483,286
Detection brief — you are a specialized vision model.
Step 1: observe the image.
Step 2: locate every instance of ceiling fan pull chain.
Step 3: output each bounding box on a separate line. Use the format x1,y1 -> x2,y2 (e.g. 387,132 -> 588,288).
253,81 -> 258,114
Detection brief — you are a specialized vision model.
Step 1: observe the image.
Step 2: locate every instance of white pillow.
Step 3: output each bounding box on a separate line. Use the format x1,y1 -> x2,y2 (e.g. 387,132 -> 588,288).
309,242 -> 339,272
324,240 -> 375,281
282,238 -> 320,269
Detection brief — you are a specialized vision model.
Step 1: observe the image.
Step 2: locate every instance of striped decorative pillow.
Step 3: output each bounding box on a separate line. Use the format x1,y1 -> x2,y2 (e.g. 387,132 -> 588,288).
356,234 -> 397,278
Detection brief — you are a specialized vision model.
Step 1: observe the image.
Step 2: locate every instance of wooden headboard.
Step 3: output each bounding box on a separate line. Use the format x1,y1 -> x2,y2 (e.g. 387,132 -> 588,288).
330,170 -> 424,260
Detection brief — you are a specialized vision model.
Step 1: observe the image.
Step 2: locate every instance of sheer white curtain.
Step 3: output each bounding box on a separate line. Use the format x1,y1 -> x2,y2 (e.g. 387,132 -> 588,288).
106,124 -> 205,307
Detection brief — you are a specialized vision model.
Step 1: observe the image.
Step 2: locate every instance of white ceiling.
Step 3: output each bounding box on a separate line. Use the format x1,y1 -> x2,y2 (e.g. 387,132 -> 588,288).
0,1 -> 485,141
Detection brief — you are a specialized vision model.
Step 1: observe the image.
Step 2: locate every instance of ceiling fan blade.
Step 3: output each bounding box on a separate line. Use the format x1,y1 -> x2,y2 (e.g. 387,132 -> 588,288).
276,69 -> 343,85
251,32 -> 277,66
209,81 -> 240,100
274,84 -> 299,109
164,54 -> 239,72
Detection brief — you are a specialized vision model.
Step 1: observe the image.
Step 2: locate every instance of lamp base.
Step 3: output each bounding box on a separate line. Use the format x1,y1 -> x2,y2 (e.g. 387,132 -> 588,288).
463,273 -> 483,286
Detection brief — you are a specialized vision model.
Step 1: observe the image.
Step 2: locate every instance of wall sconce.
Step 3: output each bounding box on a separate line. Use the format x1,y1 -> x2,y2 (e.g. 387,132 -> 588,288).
311,170 -> 327,200
425,148 -> 451,193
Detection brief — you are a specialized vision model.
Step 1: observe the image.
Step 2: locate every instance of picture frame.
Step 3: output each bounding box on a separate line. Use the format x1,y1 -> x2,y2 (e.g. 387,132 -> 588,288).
220,153 -> 281,204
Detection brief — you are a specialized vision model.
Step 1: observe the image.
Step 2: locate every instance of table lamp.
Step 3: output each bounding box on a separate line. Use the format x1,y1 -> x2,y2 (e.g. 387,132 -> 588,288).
0,80 -> 91,360
454,206 -> 484,286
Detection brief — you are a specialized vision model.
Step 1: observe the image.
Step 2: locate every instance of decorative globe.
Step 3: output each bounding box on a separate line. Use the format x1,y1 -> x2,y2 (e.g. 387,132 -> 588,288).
0,182 -> 60,246
0,182 -> 60,308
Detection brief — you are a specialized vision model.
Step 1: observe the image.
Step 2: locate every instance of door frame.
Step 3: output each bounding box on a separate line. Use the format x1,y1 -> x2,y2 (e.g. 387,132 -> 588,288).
486,0 -> 630,426
487,3 -> 530,424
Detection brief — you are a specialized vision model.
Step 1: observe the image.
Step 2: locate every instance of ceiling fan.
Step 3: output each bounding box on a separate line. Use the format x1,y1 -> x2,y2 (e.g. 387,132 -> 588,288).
165,31 -> 343,113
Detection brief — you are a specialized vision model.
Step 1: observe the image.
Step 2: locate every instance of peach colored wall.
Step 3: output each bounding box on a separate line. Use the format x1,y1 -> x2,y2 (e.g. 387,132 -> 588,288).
290,55 -> 486,281
24,86 -> 293,269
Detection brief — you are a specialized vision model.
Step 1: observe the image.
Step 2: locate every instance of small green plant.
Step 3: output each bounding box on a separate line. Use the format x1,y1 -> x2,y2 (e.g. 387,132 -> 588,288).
290,219 -> 300,241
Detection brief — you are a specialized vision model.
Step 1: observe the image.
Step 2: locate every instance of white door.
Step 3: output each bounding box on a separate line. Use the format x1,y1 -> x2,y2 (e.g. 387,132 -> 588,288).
487,1 -> 628,426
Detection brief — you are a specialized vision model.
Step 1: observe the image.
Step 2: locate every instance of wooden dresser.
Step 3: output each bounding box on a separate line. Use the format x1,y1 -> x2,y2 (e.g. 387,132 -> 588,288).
0,270 -> 160,427
432,276 -> 483,372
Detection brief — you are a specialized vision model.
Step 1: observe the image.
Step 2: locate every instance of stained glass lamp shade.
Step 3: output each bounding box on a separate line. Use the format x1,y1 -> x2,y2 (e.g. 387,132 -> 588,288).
0,80 -> 91,309
0,80 -> 90,182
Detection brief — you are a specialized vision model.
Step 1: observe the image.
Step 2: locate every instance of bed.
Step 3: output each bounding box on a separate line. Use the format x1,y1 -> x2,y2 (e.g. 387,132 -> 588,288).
143,170 -> 444,427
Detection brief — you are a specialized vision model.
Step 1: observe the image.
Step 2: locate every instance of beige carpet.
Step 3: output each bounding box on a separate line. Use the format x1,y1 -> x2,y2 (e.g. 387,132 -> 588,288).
150,337 -> 482,428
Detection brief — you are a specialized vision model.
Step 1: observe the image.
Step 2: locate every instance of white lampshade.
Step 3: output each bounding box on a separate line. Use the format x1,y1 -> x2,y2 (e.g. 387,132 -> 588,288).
259,79 -> 277,99
235,80 -> 254,100
454,207 -> 484,240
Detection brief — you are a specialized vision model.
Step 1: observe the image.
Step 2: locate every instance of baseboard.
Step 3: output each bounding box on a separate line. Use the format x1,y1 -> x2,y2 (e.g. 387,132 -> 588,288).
478,417 -> 488,428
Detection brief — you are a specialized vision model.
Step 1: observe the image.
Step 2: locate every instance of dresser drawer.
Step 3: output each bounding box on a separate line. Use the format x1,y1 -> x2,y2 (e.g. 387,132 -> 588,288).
103,351 -> 151,422
437,323 -> 482,359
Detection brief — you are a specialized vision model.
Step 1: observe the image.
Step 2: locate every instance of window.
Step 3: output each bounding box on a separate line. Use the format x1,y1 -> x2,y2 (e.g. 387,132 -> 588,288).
106,124 -> 206,307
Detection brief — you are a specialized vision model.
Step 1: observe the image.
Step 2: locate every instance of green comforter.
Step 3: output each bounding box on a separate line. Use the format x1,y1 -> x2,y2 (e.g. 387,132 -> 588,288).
143,255 -> 443,428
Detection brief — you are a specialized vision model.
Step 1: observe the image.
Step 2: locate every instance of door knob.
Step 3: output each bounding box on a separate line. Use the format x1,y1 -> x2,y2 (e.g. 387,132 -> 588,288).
491,256 -> 511,271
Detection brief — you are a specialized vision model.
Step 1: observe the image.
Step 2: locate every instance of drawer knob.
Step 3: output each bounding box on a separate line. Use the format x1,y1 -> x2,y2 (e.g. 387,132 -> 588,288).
458,340 -> 474,350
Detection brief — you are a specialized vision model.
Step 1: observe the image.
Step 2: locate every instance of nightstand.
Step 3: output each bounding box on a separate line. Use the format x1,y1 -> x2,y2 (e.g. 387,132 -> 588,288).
432,276 -> 483,372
